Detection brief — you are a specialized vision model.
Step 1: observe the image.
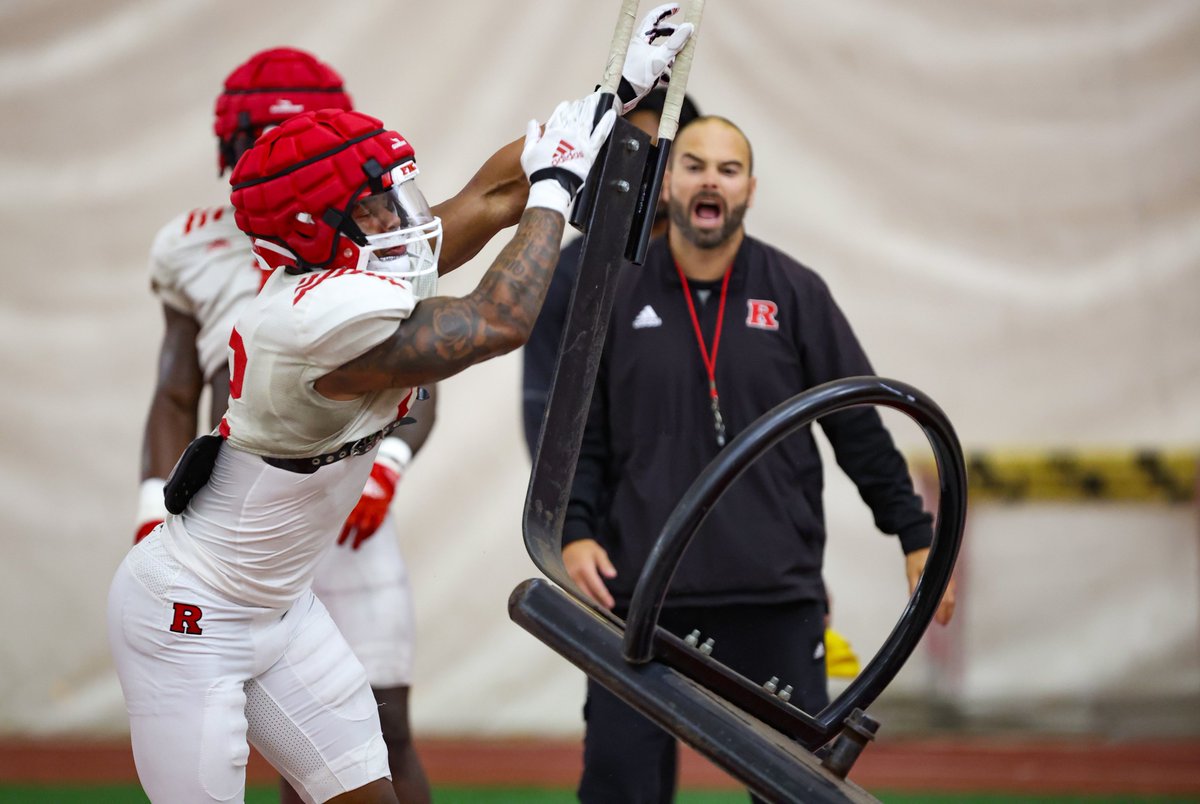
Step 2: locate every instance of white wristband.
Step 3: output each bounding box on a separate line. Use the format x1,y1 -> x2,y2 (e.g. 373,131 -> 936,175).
138,478 -> 168,524
377,436 -> 413,475
525,179 -> 573,218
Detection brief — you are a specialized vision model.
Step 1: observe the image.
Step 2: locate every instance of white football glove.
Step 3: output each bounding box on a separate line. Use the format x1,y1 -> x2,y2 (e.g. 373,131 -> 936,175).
522,91 -> 617,217
618,3 -> 694,115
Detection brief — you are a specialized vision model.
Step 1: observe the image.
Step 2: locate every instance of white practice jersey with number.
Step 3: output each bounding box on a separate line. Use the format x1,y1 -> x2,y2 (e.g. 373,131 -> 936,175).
149,205 -> 264,379
221,265 -> 417,457
163,265 -> 418,608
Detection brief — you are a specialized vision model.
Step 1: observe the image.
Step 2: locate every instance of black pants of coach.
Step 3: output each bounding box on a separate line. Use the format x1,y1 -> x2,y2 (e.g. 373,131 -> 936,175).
577,600 -> 829,804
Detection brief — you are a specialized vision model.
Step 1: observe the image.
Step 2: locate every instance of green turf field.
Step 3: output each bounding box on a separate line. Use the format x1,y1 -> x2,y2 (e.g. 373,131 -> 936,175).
0,786 -> 1196,803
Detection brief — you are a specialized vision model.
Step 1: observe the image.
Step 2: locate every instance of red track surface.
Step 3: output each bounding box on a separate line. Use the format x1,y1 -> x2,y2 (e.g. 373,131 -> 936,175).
1,737 -> 1198,795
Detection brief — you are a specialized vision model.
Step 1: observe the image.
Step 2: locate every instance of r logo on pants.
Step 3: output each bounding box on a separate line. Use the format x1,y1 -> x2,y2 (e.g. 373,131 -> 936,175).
169,602 -> 204,635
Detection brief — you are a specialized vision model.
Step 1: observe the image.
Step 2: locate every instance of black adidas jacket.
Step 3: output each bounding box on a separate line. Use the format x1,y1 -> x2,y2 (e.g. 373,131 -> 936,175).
564,235 -> 933,609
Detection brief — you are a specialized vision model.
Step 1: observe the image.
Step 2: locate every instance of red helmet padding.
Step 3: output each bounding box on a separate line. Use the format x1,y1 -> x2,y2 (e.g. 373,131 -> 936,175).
230,109 -> 418,269
214,47 -> 353,169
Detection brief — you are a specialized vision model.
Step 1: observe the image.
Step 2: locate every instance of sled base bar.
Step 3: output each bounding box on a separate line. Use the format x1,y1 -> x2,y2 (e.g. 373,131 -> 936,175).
508,578 -> 879,804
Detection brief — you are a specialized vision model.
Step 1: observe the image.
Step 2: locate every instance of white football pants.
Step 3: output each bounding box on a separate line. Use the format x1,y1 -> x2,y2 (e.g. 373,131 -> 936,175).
107,533 -> 389,803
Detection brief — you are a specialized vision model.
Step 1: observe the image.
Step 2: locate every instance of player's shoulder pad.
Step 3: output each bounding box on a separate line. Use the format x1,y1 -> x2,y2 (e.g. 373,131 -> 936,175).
150,205 -> 240,265
289,267 -> 418,350
148,204 -> 243,309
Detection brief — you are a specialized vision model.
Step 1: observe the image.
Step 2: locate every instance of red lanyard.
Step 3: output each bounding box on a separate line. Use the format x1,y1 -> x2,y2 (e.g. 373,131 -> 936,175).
675,261 -> 732,447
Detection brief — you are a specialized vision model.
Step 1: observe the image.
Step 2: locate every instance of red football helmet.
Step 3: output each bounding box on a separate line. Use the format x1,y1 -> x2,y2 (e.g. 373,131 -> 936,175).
229,109 -> 441,288
214,47 -> 354,173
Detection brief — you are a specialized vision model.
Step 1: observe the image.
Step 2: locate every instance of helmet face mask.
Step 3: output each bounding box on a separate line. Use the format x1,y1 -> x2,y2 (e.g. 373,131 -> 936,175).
348,168 -> 442,298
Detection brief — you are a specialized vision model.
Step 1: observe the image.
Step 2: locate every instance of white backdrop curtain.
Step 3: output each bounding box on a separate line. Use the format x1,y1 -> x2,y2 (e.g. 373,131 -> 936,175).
0,0 -> 1197,737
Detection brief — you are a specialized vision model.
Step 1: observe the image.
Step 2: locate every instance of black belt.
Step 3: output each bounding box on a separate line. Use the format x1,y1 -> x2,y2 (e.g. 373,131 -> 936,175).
263,416 -> 414,474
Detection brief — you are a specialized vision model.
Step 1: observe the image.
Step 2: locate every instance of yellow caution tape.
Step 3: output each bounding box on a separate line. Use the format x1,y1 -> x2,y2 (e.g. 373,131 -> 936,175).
907,449 -> 1198,503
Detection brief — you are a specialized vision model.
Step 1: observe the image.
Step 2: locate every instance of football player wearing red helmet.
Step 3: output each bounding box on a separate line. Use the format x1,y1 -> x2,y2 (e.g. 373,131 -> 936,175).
114,16 -> 690,802
135,47 -> 437,804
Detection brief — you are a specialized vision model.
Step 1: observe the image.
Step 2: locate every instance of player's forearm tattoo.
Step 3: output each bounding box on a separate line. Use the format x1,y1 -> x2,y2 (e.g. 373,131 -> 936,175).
338,207 -> 565,388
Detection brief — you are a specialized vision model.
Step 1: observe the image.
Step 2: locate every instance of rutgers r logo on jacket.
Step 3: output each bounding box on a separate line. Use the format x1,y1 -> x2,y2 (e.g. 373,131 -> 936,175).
746,299 -> 779,330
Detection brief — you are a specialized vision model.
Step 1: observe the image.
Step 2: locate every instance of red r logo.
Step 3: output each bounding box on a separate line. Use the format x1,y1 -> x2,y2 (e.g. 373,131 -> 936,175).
746,299 -> 780,331
169,602 -> 204,635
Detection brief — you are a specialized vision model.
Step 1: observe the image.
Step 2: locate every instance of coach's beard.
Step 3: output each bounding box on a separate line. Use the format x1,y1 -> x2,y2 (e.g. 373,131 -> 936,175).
669,195 -> 749,250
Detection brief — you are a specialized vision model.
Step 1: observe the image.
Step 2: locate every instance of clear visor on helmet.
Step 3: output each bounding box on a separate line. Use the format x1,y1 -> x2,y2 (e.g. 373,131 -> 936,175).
350,165 -> 442,293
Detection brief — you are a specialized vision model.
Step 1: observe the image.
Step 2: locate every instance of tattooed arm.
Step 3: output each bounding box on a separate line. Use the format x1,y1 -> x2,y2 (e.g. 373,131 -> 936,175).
314,207 -> 564,397
316,92 -> 615,398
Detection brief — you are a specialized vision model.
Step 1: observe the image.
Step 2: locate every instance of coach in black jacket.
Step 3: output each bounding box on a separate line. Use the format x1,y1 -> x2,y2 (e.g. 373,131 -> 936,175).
563,116 -> 956,804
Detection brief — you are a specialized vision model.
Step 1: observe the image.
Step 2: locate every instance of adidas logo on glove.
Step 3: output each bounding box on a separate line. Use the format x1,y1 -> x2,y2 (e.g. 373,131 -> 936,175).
551,139 -> 583,166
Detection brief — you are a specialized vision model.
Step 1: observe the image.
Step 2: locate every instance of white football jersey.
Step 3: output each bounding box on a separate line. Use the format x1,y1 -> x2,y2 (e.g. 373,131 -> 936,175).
162,265 -> 418,607
221,265 -> 418,457
162,443 -> 380,608
149,205 -> 265,379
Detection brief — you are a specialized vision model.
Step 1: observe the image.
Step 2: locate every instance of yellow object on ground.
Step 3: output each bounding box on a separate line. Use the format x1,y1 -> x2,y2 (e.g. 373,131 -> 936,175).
825,627 -> 861,678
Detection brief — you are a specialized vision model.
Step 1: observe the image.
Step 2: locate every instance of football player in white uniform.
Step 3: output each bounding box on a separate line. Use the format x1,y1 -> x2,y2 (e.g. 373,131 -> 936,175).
136,48 -> 435,803
111,12 -> 692,803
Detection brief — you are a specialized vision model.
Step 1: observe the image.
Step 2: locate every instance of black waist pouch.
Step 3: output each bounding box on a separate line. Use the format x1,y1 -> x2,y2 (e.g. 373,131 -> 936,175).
163,434 -> 224,514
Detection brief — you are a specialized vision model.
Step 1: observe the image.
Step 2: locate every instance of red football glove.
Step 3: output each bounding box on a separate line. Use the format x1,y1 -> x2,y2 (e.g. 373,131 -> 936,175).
135,479 -> 167,545
338,460 -> 401,550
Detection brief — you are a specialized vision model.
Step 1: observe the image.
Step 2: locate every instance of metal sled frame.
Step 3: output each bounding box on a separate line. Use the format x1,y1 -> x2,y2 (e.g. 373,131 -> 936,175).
511,116 -> 968,803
